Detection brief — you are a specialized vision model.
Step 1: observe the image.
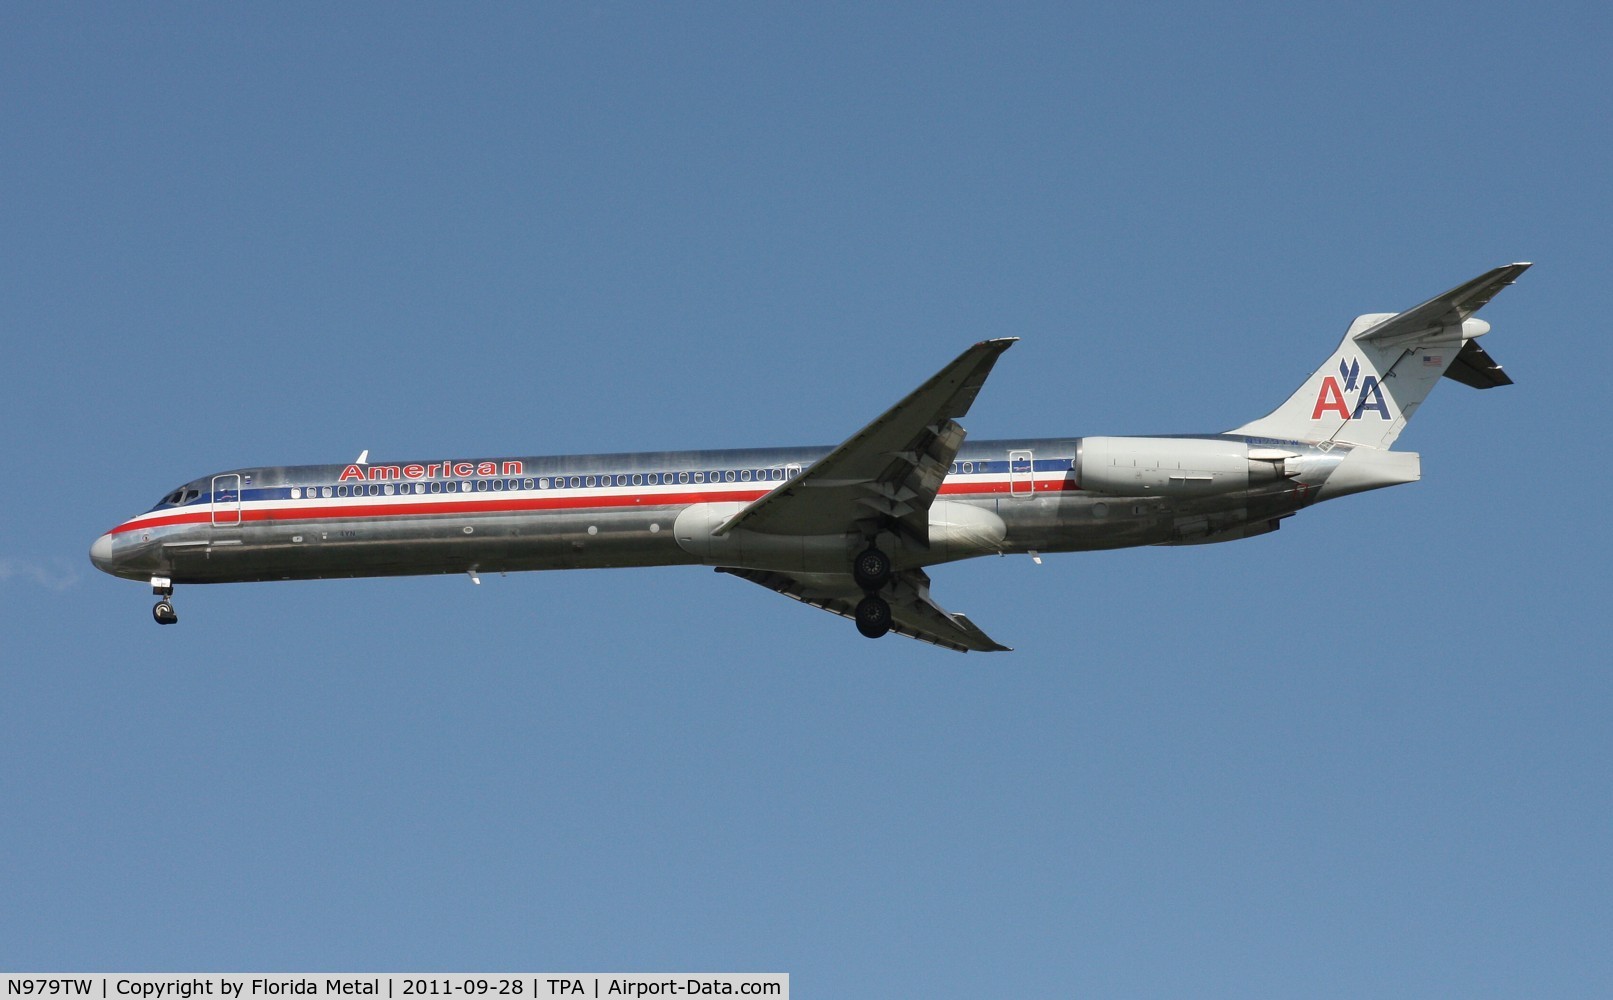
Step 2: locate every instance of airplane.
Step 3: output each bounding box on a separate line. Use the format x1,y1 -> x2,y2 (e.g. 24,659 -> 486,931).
90,263 -> 1529,651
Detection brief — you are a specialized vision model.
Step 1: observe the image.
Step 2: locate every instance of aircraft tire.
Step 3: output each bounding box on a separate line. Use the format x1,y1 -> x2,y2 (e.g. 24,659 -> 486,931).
852,547 -> 892,591
854,595 -> 891,639
153,600 -> 178,625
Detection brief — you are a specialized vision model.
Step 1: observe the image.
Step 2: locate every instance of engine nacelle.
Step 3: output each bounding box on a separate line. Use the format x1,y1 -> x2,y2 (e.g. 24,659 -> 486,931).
927,499 -> 1007,560
673,502 -> 852,572
1075,437 -> 1297,498
672,499 -> 1008,572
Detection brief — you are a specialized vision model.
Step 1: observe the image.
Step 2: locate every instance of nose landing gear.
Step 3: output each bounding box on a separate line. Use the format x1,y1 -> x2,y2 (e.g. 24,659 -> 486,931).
151,577 -> 178,625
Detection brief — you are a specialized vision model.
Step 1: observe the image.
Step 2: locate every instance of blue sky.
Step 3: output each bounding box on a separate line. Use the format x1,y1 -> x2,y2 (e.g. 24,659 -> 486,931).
3,3 -> 1609,995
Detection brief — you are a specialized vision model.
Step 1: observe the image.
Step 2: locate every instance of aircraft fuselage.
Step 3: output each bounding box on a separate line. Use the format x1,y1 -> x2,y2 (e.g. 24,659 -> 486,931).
90,435 -> 1323,587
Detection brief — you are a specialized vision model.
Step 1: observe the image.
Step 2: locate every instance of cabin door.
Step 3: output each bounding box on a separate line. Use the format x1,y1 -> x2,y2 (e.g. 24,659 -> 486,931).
211,474 -> 242,526
1008,450 -> 1034,498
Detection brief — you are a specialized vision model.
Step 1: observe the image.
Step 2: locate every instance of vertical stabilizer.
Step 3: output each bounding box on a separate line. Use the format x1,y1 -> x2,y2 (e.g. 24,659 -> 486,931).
1231,264 -> 1529,449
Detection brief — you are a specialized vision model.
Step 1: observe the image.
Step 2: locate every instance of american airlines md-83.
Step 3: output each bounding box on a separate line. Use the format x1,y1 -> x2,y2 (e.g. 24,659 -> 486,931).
90,264 -> 1528,651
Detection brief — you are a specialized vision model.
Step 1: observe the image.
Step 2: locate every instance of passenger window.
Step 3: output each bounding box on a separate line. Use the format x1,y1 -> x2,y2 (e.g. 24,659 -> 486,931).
523,478 -> 534,490
383,484 -> 394,495
492,479 -> 504,491
570,477 -> 581,488
678,472 -> 689,484
632,474 -> 642,486
476,480 -> 489,492
322,487 -> 332,498
740,470 -> 751,482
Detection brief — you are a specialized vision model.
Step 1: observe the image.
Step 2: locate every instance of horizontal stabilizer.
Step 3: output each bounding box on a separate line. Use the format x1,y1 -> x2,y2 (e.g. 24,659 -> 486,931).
1356,262 -> 1531,347
1443,338 -> 1514,389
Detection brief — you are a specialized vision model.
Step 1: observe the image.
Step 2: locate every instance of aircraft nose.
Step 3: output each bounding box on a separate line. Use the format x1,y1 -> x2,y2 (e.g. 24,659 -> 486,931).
89,532 -> 116,573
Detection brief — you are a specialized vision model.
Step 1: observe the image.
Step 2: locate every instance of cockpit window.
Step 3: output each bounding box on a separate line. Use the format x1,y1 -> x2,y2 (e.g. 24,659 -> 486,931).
152,487 -> 204,510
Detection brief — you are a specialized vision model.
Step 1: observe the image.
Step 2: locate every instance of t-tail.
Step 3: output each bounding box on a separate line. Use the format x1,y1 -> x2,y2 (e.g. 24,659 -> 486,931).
1232,263 -> 1531,450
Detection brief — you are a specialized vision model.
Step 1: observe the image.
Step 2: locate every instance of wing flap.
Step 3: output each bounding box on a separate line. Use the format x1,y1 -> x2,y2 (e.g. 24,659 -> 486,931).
717,566 -> 1011,653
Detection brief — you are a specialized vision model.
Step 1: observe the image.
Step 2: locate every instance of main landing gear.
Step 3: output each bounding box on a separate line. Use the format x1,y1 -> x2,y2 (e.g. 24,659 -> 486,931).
853,547 -> 892,591
151,577 -> 178,625
855,593 -> 892,639
853,546 -> 893,640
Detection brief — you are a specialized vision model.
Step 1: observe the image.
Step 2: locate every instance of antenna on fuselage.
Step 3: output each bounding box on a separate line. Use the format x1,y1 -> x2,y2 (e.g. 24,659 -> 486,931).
355,450 -> 369,464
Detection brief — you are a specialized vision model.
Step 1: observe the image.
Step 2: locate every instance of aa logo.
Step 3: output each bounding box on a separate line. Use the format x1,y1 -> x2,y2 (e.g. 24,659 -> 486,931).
1312,358 -> 1390,421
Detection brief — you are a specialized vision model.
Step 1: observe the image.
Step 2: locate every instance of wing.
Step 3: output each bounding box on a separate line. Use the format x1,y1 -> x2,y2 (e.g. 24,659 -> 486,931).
718,567 -> 1011,653
1356,262 -> 1532,347
716,338 -> 1017,542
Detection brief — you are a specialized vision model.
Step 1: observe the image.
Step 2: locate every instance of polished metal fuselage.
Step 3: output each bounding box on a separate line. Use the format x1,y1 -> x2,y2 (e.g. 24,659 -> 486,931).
93,435 -> 1340,587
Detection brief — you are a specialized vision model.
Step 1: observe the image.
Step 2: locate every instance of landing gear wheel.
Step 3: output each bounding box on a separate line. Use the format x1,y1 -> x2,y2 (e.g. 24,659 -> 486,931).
852,547 -> 892,591
152,600 -> 178,625
855,595 -> 892,639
